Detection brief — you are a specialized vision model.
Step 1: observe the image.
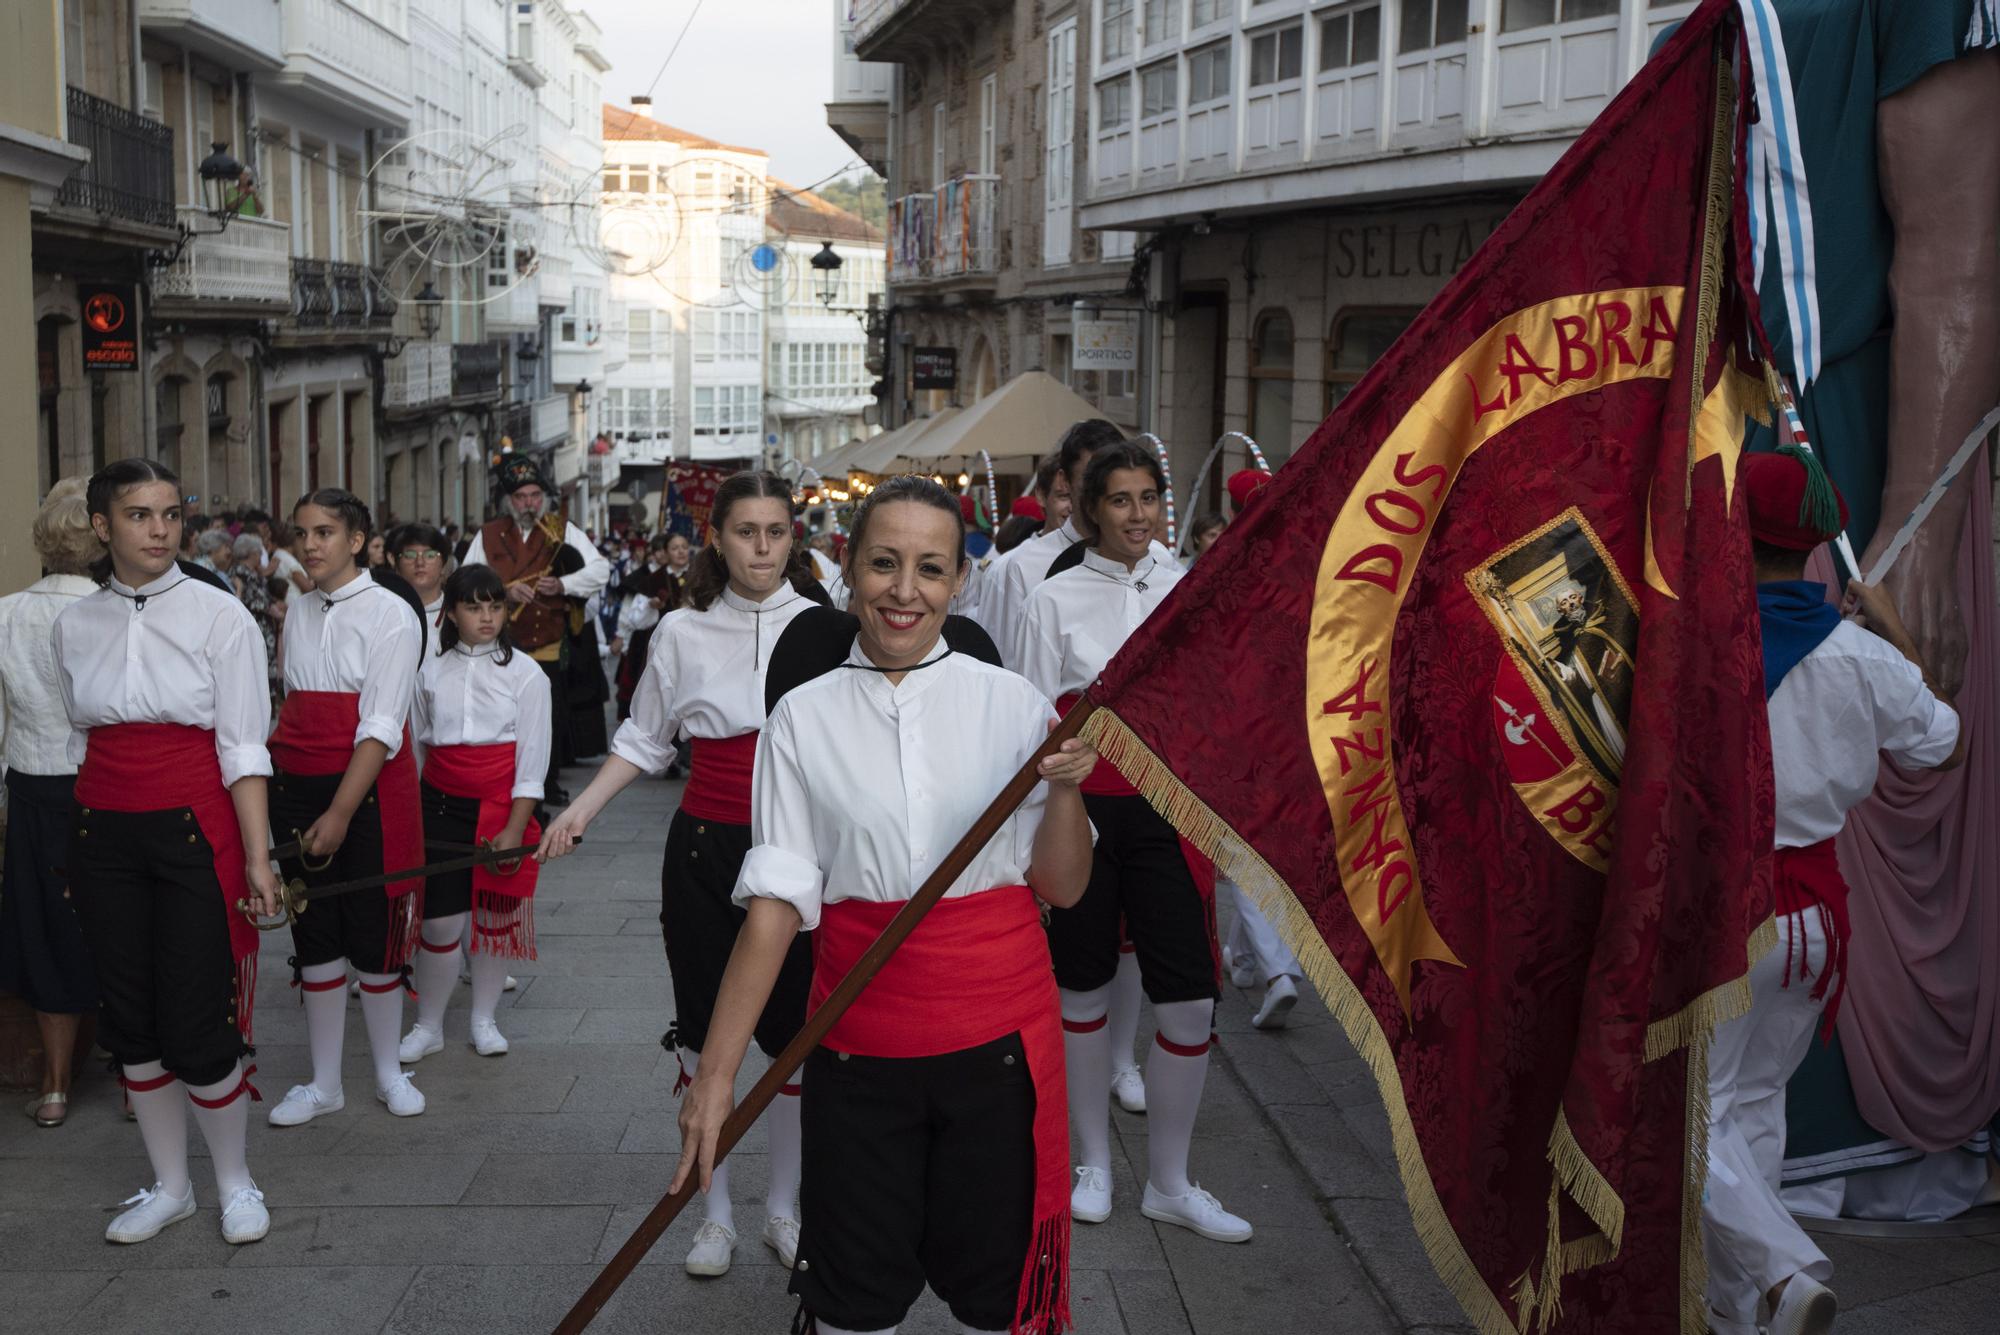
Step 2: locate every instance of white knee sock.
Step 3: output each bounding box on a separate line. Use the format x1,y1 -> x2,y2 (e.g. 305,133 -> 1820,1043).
468,948 -> 511,1027
185,1063 -> 253,1198
1060,985 -> 1114,1175
766,1072 -> 802,1224
355,972 -> 408,1091
412,915 -> 467,1034
1108,949 -> 1143,1074
123,1060 -> 190,1197
300,959 -> 349,1095
1145,998 -> 1214,1197
683,1048 -> 735,1232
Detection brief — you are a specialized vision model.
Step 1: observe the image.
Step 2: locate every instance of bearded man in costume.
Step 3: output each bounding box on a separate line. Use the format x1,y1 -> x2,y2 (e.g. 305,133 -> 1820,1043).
460,456 -> 610,805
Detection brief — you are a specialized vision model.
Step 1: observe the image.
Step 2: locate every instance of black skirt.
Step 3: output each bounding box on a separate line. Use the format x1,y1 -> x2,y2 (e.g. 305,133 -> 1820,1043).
0,770 -> 97,1013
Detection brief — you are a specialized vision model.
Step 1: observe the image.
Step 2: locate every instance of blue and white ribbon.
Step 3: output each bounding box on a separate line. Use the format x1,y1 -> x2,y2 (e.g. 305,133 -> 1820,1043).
1738,0 -> 1822,386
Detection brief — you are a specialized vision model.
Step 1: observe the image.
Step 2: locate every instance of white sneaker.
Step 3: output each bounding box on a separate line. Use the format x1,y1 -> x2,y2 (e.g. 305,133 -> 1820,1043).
761,1215 -> 800,1269
267,1083 -> 344,1127
1226,950 -> 1259,991
505,974 -> 517,992
1769,1275 -> 1837,1335
220,1184 -> 270,1244
1111,1065 -> 1148,1114
375,1072 -> 426,1117
684,1219 -> 736,1276
1070,1165 -> 1112,1223
470,1018 -> 510,1057
105,1181 -> 196,1243
1253,975 -> 1300,1030
398,1022 -> 444,1063
1141,1182 -> 1252,1243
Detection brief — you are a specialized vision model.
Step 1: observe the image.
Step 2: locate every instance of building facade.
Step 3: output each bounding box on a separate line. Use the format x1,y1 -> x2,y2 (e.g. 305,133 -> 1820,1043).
598,100 -> 885,531
837,0 -> 1697,509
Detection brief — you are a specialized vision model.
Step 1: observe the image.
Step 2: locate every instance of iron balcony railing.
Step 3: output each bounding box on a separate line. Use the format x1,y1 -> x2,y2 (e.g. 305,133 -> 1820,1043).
56,86 -> 175,231
453,343 -> 504,401
290,258 -> 396,329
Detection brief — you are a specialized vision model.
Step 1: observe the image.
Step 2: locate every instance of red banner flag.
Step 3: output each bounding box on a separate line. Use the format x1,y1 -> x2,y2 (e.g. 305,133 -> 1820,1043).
1078,4 -> 1777,1331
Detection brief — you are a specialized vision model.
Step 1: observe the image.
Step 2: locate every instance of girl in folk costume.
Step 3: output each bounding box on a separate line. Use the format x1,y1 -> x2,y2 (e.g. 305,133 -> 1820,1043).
1017,442 -> 1251,1244
390,522 -> 453,630
540,470 -> 825,1277
400,566 -> 550,1060
674,476 -> 1097,1335
612,531 -> 688,722
53,459 -> 284,1244
264,489 -> 430,1127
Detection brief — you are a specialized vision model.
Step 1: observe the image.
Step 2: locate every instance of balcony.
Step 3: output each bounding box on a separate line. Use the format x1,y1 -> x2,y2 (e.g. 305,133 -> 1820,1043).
275,0 -> 414,128
136,0 -> 285,71
533,394 -> 570,448
827,0 -> 893,174
849,0 -> 1009,64
52,87 -> 176,236
453,343 -> 504,402
1079,0 -> 1696,234
152,207 -> 292,311
383,341 -> 451,411
887,176 -> 998,286
287,258 -> 395,333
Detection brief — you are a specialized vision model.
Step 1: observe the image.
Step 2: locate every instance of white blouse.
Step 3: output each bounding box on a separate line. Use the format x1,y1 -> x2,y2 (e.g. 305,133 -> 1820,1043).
984,520 -> 1083,667
0,574 -> 98,778
53,569 -> 273,788
1768,620 -> 1960,848
733,643 -> 1059,932
414,642 -> 553,800
610,586 -> 816,774
279,570 -> 420,757
1014,548 -> 1183,703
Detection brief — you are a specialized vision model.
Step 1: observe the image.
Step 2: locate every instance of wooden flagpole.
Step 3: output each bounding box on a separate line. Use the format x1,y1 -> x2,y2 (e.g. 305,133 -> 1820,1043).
554,697 -> 1100,1334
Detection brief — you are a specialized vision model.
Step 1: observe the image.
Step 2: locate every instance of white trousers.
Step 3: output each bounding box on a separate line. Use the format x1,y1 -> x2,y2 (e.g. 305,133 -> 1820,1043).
1222,880 -> 1300,984
1702,908 -> 1834,1333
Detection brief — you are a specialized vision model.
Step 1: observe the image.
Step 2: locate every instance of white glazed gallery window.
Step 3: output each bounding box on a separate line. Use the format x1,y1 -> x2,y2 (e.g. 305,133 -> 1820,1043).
604,388 -> 624,435
1100,0 -> 1136,65
1191,0 -> 1228,30
628,309 -> 654,364
1500,0 -> 1617,31
1185,40 -> 1234,167
1249,25 -> 1305,86
1320,4 -> 1384,69
1096,77 -> 1135,185
1400,0 -> 1469,51
1140,0 -> 1179,47
1138,58 -> 1179,178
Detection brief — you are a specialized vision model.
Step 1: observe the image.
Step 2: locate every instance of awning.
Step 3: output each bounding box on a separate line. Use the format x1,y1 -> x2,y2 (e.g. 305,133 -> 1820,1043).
840,407 -> 965,474
899,371 -> 1117,470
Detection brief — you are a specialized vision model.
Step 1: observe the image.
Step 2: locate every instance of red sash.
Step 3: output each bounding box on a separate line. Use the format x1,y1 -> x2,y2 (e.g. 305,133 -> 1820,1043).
813,888 -> 1070,1335
422,741 -> 542,961
1773,838 -> 1850,1038
682,733 -> 758,826
269,689 -> 425,968
77,723 -> 259,1045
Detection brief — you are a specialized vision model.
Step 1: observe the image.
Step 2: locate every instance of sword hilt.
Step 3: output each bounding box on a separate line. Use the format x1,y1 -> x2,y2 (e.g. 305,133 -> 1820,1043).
237,878 -> 310,930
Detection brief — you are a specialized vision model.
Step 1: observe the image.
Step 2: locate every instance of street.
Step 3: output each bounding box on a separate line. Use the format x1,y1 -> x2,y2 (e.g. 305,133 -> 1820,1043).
6,755 -> 2000,1332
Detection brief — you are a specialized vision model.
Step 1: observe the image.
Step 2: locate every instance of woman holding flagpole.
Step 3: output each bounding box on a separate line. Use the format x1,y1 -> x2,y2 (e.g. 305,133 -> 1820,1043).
1016,441 -> 1251,1243
539,470 -> 823,1278
263,489 -> 429,1127
672,475 -> 1097,1335
55,458 -> 283,1244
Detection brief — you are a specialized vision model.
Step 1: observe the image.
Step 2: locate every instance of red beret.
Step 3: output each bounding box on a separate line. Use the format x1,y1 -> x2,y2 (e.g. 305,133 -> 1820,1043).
1742,450 -> 1848,550
1010,494 -> 1045,521
959,493 -> 978,524
1227,469 -> 1273,511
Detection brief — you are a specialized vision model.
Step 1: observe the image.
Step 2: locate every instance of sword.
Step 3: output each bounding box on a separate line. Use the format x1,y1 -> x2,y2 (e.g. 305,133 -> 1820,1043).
1861,404 -> 2000,588
238,836 -> 573,930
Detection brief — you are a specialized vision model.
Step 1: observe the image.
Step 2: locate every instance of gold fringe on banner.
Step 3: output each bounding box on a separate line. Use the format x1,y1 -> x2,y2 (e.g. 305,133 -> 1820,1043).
1080,706 -> 1769,1335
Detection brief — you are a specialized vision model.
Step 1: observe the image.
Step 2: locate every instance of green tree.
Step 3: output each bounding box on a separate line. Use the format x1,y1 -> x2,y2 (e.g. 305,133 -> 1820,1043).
815,172 -> 887,230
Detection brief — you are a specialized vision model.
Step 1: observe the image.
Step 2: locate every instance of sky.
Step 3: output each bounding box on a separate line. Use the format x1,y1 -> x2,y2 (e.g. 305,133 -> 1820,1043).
581,0 -> 871,190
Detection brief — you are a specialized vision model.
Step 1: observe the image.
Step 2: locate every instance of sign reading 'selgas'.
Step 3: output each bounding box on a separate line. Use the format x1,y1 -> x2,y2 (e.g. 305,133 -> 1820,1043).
80,286 -> 140,371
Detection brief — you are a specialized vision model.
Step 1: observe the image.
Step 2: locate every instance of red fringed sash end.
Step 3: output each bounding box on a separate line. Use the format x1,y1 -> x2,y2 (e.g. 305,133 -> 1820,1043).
1773,840 -> 1850,1040
1013,1208 -> 1073,1335
471,891 -> 537,962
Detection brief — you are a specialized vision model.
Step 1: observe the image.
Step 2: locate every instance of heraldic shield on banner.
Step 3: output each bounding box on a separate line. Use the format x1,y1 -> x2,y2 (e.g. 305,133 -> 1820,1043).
1069,2 -> 1782,1331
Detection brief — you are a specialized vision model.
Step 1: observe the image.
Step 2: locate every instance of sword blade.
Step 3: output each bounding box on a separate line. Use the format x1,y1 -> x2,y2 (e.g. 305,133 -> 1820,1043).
1862,404 -> 2000,588
287,838 -> 569,904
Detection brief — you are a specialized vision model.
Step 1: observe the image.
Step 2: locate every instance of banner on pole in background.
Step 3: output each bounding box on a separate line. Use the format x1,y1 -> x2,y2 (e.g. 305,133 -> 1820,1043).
1072,2 -> 1777,1330
664,462 -> 731,541
80,286 -> 139,371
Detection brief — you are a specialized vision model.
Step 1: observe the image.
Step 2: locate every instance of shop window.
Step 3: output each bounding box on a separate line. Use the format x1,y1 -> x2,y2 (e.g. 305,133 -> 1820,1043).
1325,309 -> 1417,415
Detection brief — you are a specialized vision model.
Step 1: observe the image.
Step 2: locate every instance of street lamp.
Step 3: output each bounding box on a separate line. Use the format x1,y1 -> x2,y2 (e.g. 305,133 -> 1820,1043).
197,142 -> 243,223
413,281 -> 443,339
811,241 -> 843,309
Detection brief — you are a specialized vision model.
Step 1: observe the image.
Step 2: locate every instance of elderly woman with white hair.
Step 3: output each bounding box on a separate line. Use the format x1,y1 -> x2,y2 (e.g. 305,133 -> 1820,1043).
193,529 -> 234,578
0,478 -> 107,1127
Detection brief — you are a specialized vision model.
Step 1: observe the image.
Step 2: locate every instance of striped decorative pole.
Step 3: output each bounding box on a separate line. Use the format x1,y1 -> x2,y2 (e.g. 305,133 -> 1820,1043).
1138,432 -> 1176,549
977,448 -> 999,532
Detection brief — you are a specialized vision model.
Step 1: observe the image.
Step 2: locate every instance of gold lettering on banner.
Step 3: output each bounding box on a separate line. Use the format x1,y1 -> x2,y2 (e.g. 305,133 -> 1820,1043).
1306,287 -> 1685,1013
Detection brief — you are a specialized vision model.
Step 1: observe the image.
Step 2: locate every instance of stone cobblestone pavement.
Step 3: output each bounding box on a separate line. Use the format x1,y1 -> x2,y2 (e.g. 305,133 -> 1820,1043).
4,758 -> 1994,1333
